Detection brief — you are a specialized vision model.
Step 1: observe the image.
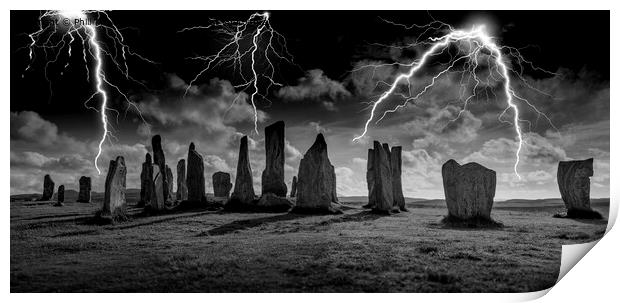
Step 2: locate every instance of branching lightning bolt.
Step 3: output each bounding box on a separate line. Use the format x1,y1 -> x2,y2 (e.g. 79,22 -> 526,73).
24,10 -> 154,174
352,21 -> 558,179
179,12 -> 296,134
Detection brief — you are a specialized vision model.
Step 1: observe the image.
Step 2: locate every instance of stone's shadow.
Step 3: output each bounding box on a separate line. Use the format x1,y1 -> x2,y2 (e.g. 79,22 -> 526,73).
320,210 -> 385,225
429,215 -> 505,230
201,213 -> 307,236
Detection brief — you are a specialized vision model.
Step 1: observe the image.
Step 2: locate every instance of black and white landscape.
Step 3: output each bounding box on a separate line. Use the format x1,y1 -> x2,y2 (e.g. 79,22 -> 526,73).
10,10 -> 609,292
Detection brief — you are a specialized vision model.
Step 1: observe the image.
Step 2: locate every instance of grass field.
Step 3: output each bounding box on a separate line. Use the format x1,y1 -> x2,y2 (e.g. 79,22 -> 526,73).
10,193 -> 608,292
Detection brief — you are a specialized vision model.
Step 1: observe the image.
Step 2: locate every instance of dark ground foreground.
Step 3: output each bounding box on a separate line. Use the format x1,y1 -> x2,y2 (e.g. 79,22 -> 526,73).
10,193 -> 608,292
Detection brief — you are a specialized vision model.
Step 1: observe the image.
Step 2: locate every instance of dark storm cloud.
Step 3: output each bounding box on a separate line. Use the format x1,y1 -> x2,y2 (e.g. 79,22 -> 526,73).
276,69 -> 350,111
10,111 -> 87,154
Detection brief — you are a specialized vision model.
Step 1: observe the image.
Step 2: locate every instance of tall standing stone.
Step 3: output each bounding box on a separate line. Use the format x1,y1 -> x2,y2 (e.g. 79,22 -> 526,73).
39,174 -> 54,201
442,159 -> 496,220
364,149 -> 375,208
57,185 -> 64,202
371,141 -> 394,214
152,135 -> 168,202
186,142 -> 205,203
229,136 -> 256,207
54,185 -> 65,206
261,121 -> 287,196
391,146 -> 407,211
102,156 -> 127,216
139,153 -> 154,207
290,176 -> 298,198
176,159 -> 188,201
292,134 -> 340,214
557,158 -> 601,218
77,176 -> 91,203
166,165 -> 174,202
151,165 -> 165,211
213,172 -> 232,198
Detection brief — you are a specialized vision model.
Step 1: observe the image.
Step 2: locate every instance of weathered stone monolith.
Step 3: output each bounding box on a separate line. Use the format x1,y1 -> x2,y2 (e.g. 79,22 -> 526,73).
363,148 -> 375,209
557,158 -> 601,218
213,172 -> 232,198
391,146 -> 407,211
152,135 -> 168,202
261,121 -> 287,196
290,176 -> 298,197
176,159 -> 188,201
186,142 -> 205,203
371,141 -> 394,214
54,185 -> 64,206
166,165 -> 174,202
292,134 -> 340,214
39,174 -> 54,201
151,165 -> 165,211
139,153 -> 154,207
102,156 -> 127,216
228,136 -> 256,208
77,176 -> 91,203
442,159 -> 496,220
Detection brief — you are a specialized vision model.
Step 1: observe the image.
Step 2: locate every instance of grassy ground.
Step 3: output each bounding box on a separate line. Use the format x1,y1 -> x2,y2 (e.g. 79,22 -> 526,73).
10,195 -> 608,292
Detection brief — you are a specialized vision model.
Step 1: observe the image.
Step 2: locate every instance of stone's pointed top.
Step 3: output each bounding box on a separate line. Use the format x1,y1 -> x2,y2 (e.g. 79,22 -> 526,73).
115,156 -> 125,166
311,133 -> 327,150
189,142 -> 195,151
240,135 -> 248,143
145,152 -> 152,163
266,120 -> 285,129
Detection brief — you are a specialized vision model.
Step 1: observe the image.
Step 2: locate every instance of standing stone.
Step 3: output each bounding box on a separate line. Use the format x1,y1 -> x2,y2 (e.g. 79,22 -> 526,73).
39,174 -> 54,201
213,172 -> 232,198
229,136 -> 256,208
57,185 -> 64,202
557,158 -> 600,218
391,146 -> 407,211
166,165 -> 174,202
363,149 -> 375,208
290,176 -> 298,198
54,185 -> 65,206
371,141 -> 394,214
102,156 -> 127,216
152,135 -> 168,203
186,142 -> 206,203
176,159 -> 188,201
292,134 -> 340,214
441,159 -> 496,220
139,153 -> 154,207
77,176 -> 91,203
261,121 -> 287,196
151,165 -> 165,211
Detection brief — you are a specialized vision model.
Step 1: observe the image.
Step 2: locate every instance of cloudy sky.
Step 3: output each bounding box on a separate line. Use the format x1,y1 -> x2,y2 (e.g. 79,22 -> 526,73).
10,11 -> 609,199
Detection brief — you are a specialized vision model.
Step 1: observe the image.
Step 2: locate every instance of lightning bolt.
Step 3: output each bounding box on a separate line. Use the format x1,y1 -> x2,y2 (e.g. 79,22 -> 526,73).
352,21 -> 557,179
24,10 -> 153,174
179,12 -> 296,134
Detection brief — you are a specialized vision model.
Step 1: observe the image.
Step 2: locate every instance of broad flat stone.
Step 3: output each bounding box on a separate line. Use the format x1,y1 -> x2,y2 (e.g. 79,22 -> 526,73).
442,159 -> 496,220
213,171 -> 232,198
557,158 -> 600,218
77,176 -> 91,203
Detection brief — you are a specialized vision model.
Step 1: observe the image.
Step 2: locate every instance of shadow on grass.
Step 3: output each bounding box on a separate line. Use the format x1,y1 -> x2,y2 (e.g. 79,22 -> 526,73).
200,213 -> 307,236
430,215 -> 504,230
318,210 -> 385,225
